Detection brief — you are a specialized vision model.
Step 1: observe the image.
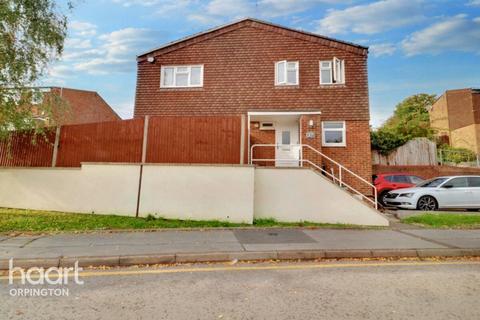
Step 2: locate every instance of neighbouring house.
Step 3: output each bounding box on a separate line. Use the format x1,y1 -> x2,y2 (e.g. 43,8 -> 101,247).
430,88 -> 480,154
32,87 -> 121,125
134,18 -> 372,192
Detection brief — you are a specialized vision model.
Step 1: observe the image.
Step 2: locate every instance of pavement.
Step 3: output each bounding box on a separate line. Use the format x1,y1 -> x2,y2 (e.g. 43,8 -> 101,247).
1,228 -> 480,269
2,260 -> 480,319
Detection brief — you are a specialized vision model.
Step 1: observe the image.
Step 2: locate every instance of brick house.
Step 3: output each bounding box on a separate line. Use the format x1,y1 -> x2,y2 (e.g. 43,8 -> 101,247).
33,87 -> 121,125
134,18 -> 372,192
430,88 -> 480,154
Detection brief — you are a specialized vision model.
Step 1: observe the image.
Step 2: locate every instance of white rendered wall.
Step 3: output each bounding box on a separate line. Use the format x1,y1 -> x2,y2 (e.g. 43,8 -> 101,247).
254,168 -> 389,226
0,164 -> 140,216
0,164 -> 387,226
139,165 -> 255,223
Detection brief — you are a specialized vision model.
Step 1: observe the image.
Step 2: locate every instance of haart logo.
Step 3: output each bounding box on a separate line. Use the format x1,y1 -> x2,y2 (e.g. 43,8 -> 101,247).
8,259 -> 84,297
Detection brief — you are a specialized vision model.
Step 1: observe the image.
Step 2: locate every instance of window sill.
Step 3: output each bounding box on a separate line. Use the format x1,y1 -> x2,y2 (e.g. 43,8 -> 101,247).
159,87 -> 204,91
322,144 -> 347,148
318,84 -> 346,88
274,85 -> 299,89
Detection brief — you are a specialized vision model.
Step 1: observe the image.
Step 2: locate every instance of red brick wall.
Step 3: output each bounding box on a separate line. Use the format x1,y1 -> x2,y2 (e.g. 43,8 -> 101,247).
300,115 -> 322,167
49,88 -> 121,125
473,91 -> 480,124
321,120 -> 373,195
249,122 -> 275,166
446,89 -> 475,130
134,21 -> 369,121
373,165 -> 480,180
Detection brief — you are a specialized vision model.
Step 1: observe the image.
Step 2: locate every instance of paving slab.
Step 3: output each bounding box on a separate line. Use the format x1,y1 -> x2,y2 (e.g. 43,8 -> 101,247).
233,229 -> 316,244
0,236 -> 43,248
27,230 -> 239,248
0,247 -> 62,259
303,230 -> 447,249
243,243 -> 324,252
402,230 -> 480,249
0,249 -> 17,260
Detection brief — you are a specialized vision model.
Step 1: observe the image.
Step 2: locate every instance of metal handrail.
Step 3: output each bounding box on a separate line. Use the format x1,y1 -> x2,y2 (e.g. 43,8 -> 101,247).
250,144 -> 378,209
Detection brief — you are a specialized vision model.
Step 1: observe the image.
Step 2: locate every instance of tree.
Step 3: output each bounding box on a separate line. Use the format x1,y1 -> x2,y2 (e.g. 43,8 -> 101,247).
371,93 -> 437,155
0,0 -> 70,140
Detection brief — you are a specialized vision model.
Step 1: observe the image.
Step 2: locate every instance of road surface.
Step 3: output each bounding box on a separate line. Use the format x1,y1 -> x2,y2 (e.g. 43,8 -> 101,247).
1,259 -> 480,319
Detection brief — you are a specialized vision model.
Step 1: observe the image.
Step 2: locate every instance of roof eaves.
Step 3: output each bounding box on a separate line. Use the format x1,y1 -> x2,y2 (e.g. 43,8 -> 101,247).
137,17 -> 368,59
247,17 -> 368,51
137,18 -> 251,58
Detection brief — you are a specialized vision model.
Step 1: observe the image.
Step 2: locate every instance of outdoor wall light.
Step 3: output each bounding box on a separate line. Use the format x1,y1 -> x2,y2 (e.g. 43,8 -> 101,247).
147,56 -> 155,63
308,119 -> 314,128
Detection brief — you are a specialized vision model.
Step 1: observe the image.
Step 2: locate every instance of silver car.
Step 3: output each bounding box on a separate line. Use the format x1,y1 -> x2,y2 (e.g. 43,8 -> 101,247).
384,175 -> 480,211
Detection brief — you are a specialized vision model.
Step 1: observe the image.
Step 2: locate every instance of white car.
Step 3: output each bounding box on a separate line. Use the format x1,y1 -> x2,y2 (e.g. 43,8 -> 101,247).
384,176 -> 480,211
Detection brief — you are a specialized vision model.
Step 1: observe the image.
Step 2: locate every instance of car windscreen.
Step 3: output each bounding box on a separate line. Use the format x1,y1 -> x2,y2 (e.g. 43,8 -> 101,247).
417,177 -> 448,188
409,176 -> 424,185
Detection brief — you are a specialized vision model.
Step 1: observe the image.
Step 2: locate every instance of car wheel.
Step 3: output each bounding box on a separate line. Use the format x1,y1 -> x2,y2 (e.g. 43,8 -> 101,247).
378,190 -> 391,207
417,195 -> 438,211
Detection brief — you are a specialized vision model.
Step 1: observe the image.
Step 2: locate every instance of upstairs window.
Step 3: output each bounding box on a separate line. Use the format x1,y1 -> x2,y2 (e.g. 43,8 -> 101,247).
275,61 -> 299,86
322,121 -> 346,147
161,65 -> 203,88
320,57 -> 345,85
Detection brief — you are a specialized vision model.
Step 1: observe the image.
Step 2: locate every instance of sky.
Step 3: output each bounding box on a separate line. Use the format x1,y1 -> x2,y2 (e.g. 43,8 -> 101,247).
45,0 -> 480,127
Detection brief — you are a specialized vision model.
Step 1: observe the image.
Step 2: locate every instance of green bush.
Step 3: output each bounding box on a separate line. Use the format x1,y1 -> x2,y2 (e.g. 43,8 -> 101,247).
371,130 -> 407,155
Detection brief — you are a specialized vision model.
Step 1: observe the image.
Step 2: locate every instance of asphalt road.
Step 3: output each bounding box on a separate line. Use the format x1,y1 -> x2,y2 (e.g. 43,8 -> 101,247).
1,259 -> 480,320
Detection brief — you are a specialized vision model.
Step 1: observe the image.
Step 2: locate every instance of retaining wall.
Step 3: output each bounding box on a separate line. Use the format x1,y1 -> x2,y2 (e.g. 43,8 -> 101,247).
254,168 -> 388,226
0,164 -> 389,226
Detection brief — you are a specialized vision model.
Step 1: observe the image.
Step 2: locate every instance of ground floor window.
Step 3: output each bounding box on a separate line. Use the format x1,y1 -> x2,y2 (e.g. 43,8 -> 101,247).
322,121 -> 346,147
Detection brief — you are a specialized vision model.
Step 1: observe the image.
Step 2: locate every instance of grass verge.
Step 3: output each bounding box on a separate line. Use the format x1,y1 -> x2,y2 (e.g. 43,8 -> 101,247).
402,213 -> 480,229
0,208 -> 360,233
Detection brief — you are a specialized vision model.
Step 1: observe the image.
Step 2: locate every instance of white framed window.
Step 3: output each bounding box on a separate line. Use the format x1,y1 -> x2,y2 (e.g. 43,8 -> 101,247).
319,57 -> 345,85
322,121 -> 346,147
160,65 -> 203,88
275,60 -> 299,86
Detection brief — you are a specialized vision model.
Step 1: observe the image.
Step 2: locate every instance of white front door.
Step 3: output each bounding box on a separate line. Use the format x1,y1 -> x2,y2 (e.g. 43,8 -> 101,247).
275,121 -> 300,167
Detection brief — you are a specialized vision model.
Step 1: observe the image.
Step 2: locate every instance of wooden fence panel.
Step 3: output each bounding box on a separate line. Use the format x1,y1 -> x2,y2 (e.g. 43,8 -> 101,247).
56,119 -> 144,167
0,130 -> 55,167
372,138 -> 437,166
146,116 -> 241,164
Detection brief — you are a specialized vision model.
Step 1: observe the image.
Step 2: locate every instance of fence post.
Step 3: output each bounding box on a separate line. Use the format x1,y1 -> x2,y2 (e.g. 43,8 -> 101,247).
141,116 -> 149,163
51,126 -> 61,167
240,115 -> 245,164
136,116 -> 149,218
